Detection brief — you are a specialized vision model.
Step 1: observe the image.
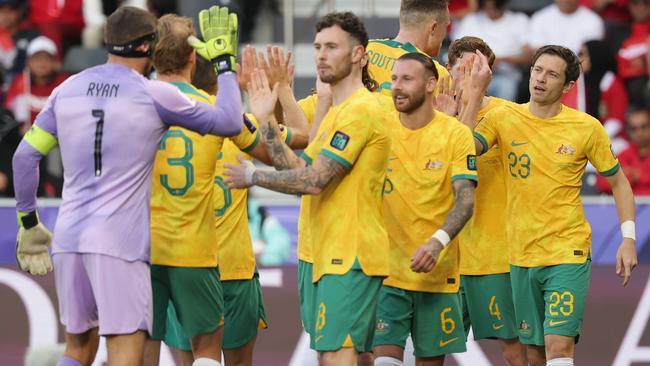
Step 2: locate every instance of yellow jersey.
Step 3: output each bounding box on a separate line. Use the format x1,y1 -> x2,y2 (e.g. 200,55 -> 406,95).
475,103 -> 620,267
214,113 -> 291,280
459,97 -> 511,275
150,83 -> 258,267
367,38 -> 449,96
382,112 -> 477,293
296,94 -> 318,263
302,87 -> 392,282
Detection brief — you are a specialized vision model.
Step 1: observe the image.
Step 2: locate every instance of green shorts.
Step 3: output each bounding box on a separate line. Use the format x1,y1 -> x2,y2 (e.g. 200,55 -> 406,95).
510,260 -> 590,346
373,285 -> 466,358
222,274 -> 269,349
460,273 -> 518,341
151,265 -> 224,341
161,274 -> 268,351
313,268 -> 383,353
163,302 -> 191,351
298,260 -> 317,336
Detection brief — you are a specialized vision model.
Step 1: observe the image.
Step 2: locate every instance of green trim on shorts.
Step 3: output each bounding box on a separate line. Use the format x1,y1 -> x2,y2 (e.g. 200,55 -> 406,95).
460,273 -> 518,341
151,265 -> 224,341
313,269 -> 383,353
373,285 -> 466,357
510,261 -> 590,346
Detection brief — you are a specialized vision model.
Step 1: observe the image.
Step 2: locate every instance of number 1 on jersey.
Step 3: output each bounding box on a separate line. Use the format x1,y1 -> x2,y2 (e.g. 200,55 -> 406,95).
92,109 -> 105,176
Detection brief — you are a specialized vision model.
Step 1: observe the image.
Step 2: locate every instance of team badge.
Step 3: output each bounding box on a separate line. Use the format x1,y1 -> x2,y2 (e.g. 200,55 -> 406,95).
425,159 -> 444,170
519,320 -> 531,335
467,155 -> 477,171
376,319 -> 390,334
556,144 -> 576,155
330,131 -> 350,151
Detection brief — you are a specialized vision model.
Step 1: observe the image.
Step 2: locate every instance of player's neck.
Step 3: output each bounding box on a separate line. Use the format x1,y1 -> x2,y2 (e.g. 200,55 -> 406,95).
330,71 -> 365,106
156,70 -> 191,84
106,55 -> 148,75
528,100 -> 563,119
394,27 -> 424,49
400,102 -> 435,130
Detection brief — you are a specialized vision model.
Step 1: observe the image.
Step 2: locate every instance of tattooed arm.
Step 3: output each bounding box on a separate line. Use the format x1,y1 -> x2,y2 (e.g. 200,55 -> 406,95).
258,117 -> 307,170
224,154 -> 346,195
411,179 -> 476,273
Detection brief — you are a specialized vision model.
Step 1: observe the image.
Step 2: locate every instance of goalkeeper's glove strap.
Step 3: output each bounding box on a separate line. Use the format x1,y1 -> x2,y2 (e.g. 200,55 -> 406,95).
214,55 -> 236,75
20,211 -> 38,230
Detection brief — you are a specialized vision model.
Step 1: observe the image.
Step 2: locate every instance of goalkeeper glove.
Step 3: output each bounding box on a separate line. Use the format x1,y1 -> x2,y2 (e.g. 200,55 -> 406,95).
188,6 -> 239,74
16,210 -> 53,276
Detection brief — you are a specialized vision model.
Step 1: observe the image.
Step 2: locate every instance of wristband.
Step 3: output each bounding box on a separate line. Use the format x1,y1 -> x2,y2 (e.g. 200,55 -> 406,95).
432,229 -> 451,247
244,163 -> 256,186
213,55 -> 235,75
621,220 -> 636,240
17,210 -> 39,230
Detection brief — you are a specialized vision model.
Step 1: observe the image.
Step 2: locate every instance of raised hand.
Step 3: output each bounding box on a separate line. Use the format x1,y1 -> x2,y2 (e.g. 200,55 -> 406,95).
433,75 -> 460,117
259,45 -> 293,88
238,45 -> 259,91
247,68 -> 279,123
188,6 -> 238,74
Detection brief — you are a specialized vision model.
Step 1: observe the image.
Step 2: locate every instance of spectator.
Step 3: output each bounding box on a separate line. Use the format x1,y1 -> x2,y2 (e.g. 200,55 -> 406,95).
0,0 -> 39,85
617,0 -> 650,109
249,198 -> 291,266
453,0 -> 530,101
581,0 -> 631,50
4,36 -> 68,133
4,36 -> 68,197
597,109 -> 650,195
528,0 -> 604,54
581,40 -> 630,153
28,0 -> 84,55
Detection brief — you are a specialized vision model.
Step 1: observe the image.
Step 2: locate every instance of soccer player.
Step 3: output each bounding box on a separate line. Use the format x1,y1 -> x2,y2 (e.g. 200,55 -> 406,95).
367,0 -> 450,95
224,12 -> 392,366
467,45 -> 638,366
371,52 -> 476,366
146,12 -> 261,366
12,6 -> 243,366
444,37 -> 528,366
148,47 -> 304,366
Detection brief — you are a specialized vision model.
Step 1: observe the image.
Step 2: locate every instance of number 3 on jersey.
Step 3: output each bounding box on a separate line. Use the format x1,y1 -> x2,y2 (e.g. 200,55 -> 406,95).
159,130 -> 194,196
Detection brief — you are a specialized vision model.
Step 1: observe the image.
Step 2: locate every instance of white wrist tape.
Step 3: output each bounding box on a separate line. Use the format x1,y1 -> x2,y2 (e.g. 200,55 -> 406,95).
244,163 -> 256,186
621,220 -> 636,240
432,229 -> 451,247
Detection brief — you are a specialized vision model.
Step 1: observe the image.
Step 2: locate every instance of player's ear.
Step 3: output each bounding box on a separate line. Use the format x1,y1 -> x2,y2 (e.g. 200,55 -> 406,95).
561,80 -> 575,95
351,44 -> 364,64
427,76 -> 437,93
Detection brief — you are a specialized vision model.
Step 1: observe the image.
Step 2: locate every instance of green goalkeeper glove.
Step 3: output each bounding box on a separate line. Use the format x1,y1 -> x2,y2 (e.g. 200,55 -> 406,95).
16,211 -> 53,276
188,6 -> 238,74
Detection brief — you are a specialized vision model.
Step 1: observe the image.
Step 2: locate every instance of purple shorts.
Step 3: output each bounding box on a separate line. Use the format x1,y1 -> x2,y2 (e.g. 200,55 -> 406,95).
52,253 -> 152,336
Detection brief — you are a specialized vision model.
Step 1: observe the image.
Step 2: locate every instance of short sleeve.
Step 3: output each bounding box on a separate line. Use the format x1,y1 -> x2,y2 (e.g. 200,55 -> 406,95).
451,125 -> 478,184
297,94 -> 318,126
230,113 -> 261,153
585,121 -> 620,176
318,108 -> 372,170
474,109 -> 500,153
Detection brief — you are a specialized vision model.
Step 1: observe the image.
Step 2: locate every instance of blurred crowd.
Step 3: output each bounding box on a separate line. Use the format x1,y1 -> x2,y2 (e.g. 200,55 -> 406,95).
0,0 -> 648,197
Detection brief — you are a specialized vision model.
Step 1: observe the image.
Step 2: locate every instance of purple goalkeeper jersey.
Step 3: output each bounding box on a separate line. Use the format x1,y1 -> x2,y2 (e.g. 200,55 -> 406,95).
13,63 -> 243,262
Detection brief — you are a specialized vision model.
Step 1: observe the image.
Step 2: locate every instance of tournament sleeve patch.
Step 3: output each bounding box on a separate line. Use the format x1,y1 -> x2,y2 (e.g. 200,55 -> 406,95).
330,131 -> 350,151
467,155 -> 477,171
243,115 -> 257,133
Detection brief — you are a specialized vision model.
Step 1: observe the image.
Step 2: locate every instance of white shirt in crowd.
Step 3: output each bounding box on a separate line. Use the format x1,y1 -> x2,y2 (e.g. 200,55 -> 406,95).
528,4 -> 604,54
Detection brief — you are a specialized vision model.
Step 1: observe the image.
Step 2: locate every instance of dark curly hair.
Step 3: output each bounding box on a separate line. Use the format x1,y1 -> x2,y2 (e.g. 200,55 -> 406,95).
315,12 -> 378,91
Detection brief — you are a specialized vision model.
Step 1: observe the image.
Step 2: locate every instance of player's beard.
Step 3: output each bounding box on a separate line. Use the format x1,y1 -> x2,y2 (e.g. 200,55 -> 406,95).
393,88 -> 426,114
319,57 -> 353,85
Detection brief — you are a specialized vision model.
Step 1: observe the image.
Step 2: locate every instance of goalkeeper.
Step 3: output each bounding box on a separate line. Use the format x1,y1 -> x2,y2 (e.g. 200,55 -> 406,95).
12,6 -> 241,366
